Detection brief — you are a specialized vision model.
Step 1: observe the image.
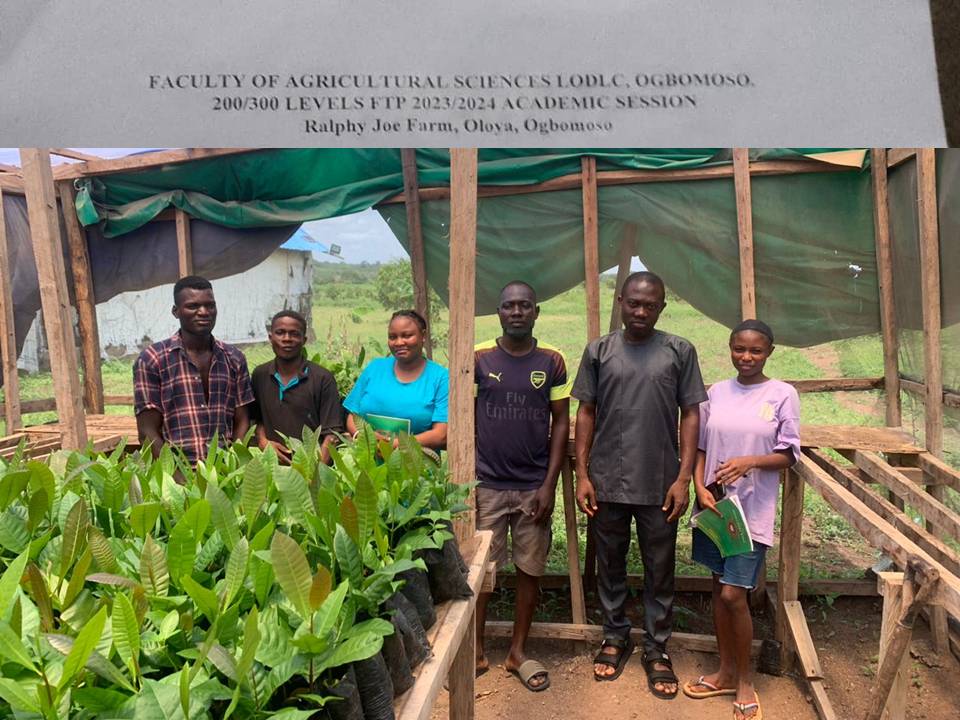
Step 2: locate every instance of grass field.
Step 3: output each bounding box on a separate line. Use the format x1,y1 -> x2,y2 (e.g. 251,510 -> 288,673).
4,262 -> 957,579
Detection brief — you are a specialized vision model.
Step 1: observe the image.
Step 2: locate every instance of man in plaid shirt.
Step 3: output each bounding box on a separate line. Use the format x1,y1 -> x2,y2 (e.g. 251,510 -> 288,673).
134,276 -> 254,464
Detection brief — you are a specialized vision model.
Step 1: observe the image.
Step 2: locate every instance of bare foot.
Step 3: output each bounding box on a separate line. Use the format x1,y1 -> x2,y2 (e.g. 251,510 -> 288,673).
475,653 -> 489,677
687,670 -> 736,693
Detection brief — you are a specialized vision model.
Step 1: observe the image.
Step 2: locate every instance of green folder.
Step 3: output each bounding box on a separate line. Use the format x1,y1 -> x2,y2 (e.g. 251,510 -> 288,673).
364,413 -> 411,436
691,495 -> 754,557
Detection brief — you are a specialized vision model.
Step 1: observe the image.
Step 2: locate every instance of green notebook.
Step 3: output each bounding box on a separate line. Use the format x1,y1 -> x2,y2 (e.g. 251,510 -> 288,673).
691,495 -> 754,558
364,413 -> 411,436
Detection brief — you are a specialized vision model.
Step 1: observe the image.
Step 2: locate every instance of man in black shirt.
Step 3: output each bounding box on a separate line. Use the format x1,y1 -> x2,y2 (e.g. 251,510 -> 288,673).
251,310 -> 343,464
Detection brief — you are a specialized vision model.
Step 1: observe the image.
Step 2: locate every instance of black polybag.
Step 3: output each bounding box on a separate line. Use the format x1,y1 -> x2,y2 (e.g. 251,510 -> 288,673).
353,652 -> 395,720
325,666 -> 364,720
381,621 -> 414,696
384,591 -> 431,669
419,538 -> 472,603
397,568 -> 436,630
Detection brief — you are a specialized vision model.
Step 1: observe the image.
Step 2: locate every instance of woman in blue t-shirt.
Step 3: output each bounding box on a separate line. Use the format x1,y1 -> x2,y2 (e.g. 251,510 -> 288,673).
344,310 -> 449,450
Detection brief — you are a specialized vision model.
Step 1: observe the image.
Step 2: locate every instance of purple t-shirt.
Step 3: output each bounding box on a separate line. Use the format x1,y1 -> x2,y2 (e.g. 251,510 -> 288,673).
698,378 -> 801,546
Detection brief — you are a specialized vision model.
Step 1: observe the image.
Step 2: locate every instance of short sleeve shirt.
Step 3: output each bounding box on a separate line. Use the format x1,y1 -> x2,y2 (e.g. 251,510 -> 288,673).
343,357 -> 449,435
474,339 -> 572,490
698,378 -> 801,546
251,360 -> 344,443
133,332 -> 254,463
572,329 -> 707,505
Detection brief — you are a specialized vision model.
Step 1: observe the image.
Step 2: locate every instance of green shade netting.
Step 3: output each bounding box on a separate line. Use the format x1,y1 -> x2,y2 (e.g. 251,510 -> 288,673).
75,148 -> 877,346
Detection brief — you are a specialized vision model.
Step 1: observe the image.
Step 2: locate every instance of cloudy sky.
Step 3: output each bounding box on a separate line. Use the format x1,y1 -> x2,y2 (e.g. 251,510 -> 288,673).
0,148 -> 408,264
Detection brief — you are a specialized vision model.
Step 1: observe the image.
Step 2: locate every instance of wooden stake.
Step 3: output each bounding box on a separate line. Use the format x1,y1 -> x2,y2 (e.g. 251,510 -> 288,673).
447,608 -> 475,720
871,149 -> 901,427
916,149 -> 942,457
401,149 -> 432,358
560,459 -> 587,624
733,148 -> 757,319
448,149 -> 478,544
175,209 -> 193,277
608,226 -> 635,333
0,189 -> 22,432
876,573 -> 909,720
58,182 -> 104,414
777,467 -> 804,669
20,148 -> 87,449
581,156 -> 601,341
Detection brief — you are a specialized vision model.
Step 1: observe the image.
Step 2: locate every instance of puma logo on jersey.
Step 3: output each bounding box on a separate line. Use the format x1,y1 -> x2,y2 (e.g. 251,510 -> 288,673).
488,372 -> 502,382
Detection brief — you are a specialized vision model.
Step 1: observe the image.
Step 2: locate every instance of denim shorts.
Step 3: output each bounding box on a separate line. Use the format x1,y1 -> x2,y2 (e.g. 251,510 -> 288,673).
692,528 -> 769,590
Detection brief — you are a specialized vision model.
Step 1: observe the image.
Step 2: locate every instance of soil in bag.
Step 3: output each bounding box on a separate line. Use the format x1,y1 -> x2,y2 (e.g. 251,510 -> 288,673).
384,591 -> 431,669
353,652 -> 395,720
419,538 -> 472,603
397,568 -> 436,630
325,666 -> 364,720
381,620 -> 414,696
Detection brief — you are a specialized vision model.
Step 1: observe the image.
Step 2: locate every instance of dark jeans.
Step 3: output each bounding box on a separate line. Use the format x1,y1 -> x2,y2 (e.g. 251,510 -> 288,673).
594,501 -> 677,655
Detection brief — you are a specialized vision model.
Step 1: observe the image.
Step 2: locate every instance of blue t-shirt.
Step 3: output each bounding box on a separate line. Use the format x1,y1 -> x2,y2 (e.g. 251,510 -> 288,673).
343,357 -> 449,435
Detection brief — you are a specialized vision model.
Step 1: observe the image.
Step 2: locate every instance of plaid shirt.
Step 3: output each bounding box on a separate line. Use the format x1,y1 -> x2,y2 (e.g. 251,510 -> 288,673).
133,331 -> 254,463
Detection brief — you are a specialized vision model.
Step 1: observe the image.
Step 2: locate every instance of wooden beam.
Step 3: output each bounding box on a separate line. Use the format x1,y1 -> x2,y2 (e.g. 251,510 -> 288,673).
447,149 -> 478,545
0,189 -> 22,433
20,149 -> 87,449
733,148 -> 757,319
49,148 -> 103,163
876,572 -> 909,720
560,459 -> 586,624
52,148 -> 258,181
886,148 -> 917,169
793,454 -> 960,617
845,450 -> 960,543
777,467 -> 805,669
916,148 -> 943,457
787,377 -> 884,393
175,209 -> 193,277
800,425 -> 923,453
377,158 -> 858,205
782,600 -> 823,679
806,449 -> 960,576
581,157 -> 601,341
899,377 -> 960,409
608,226 -> 635,333
484,621 -> 762,657
401,149 -> 432,358
871,149 -> 901,427
0,174 -> 25,194
917,453 -> 960,494
0,164 -> 22,175
58,182 -> 104,414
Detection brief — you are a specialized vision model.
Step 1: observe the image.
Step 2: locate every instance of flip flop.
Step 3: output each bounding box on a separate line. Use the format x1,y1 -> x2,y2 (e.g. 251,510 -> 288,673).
733,692 -> 763,720
509,659 -> 550,692
642,650 -> 679,700
682,675 -> 738,699
593,636 -> 634,682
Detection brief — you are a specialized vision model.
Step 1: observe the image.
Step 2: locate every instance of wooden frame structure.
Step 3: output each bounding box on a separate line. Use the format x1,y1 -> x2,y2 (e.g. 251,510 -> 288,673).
2,147 -> 958,720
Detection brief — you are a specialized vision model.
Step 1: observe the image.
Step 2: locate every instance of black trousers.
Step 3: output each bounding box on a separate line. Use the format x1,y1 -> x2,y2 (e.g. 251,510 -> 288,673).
593,501 -> 677,655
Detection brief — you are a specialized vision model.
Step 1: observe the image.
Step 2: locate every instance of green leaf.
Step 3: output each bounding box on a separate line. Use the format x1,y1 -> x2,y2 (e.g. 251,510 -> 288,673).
317,633 -> 384,674
205,482 -> 240,551
140,535 -> 170,597
221,536 -> 248,609
0,507 -> 30,553
181,575 -> 219,623
48,633 -> 138,694
0,618 -> 38,672
86,572 -> 139,588
102,463 -> 125,512
129,501 -> 162,538
112,592 -> 141,680
73,687 -> 130,713
26,564 -> 54,632
60,496 -> 89,581
339,496 -> 359,543
0,547 -> 29,617
0,470 -> 30,511
275,466 -> 315,528
309,565 -> 332,610
88,525 -> 119,572
241,456 -> 267,525
206,642 -> 239,682
314,580 -> 349,639
26,488 -> 49,532
180,662 -> 191,720
270,531 -> 313,620
167,499 -> 211,585
334,525 -> 363,588
237,605 -> 260,679
63,546 -> 93,610
355,472 -> 379,545
0,677 -> 41,713
59,605 -> 108,689
27,461 -> 56,508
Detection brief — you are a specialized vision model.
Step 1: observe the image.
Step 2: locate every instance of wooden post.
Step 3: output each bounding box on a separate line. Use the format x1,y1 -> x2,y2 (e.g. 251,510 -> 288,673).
871,149 -> 901,427
733,148 -> 757,319
401,148 -> 432,358
175,208 -> 193,277
581,156 -> 601,341
561,459 -> 587,624
776,467 -> 804,669
448,149 -> 478,545
448,608 -> 475,720
58,182 -> 104,414
608,226 -> 635,333
20,148 -> 87,448
876,573 -> 909,720
0,189 -> 22,432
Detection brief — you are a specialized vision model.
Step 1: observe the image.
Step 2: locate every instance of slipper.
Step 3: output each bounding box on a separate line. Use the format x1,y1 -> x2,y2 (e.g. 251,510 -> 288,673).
642,650 -> 679,700
733,692 -> 763,720
682,675 -> 737,699
593,636 -> 634,682
509,659 -> 550,692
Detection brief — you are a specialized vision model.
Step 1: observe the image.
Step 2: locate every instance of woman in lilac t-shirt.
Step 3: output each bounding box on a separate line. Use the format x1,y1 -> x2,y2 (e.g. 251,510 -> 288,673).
682,320 -> 800,720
